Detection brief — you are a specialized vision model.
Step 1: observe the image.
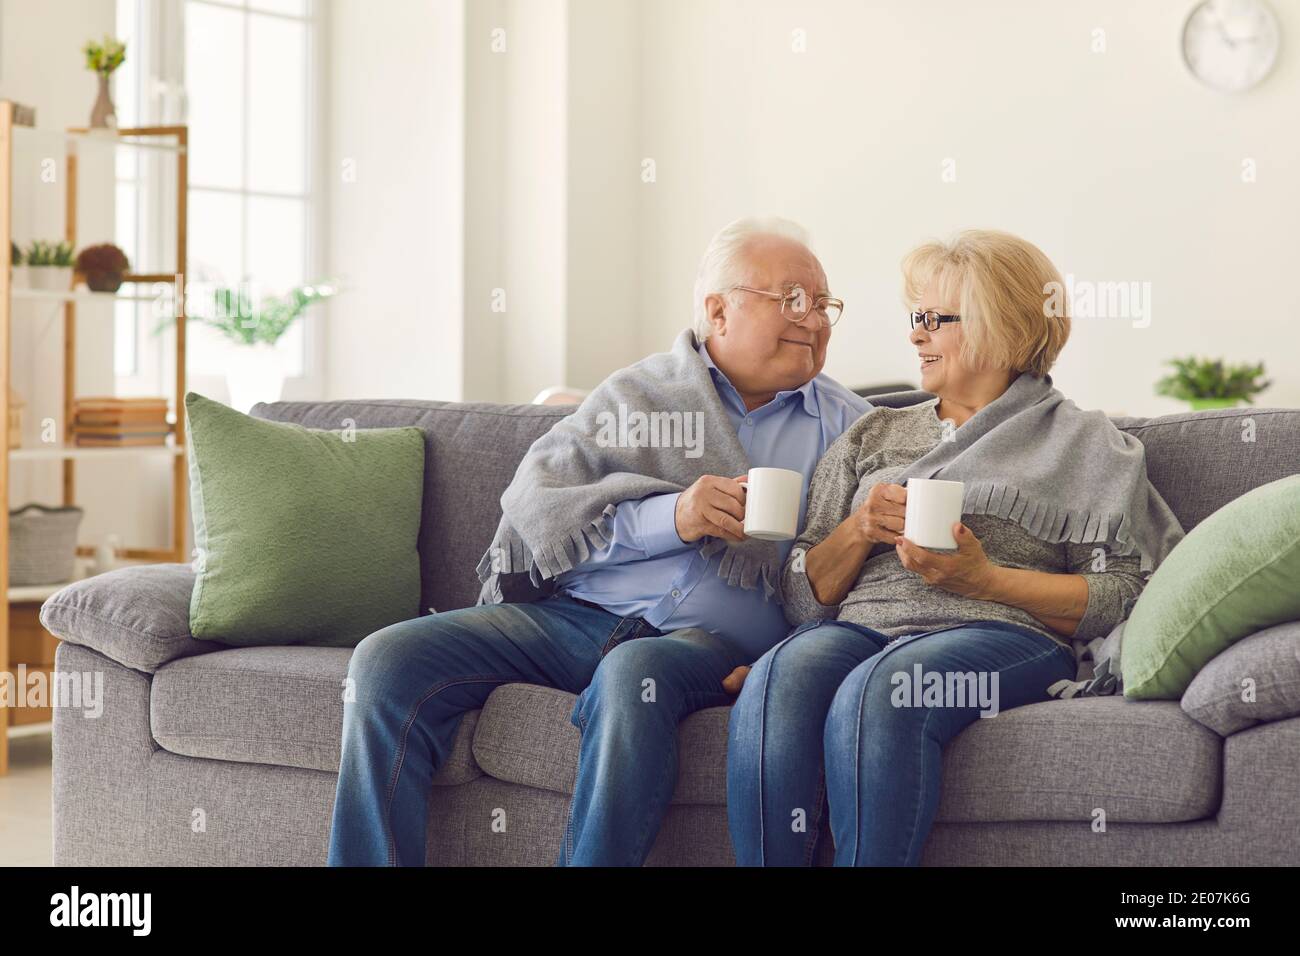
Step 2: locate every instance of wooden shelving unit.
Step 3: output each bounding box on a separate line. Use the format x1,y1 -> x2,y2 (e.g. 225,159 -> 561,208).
0,102 -> 189,773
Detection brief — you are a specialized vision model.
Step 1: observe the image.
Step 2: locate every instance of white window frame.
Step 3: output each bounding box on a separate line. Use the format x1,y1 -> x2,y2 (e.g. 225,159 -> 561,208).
116,0 -> 327,400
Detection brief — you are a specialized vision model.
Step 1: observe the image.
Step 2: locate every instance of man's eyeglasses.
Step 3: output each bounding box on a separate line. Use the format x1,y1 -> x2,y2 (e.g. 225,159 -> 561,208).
731,284 -> 844,328
909,311 -> 961,332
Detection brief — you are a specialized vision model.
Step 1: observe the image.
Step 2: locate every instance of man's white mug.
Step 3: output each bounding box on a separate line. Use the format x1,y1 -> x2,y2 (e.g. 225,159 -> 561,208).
743,467 -> 803,541
903,478 -> 965,550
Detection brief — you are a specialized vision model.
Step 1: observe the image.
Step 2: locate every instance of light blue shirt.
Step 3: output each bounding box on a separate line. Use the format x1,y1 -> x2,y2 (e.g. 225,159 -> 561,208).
555,343 -> 871,660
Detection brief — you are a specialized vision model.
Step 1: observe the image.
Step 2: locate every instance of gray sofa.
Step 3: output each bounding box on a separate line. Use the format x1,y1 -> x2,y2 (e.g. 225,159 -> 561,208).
40,392 -> 1300,865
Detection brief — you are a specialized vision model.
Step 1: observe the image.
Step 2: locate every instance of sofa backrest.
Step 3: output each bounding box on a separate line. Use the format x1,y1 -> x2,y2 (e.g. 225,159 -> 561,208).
253,398 -> 571,615
253,394 -> 1300,615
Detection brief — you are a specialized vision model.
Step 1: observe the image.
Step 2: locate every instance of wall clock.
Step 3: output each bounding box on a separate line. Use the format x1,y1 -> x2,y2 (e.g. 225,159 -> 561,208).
1182,0 -> 1281,92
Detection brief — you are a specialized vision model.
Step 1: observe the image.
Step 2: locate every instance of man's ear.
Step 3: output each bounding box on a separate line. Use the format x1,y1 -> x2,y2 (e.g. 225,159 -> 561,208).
705,292 -> 728,337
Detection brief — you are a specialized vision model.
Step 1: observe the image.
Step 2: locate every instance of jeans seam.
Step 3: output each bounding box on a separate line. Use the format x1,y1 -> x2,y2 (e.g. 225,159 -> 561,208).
756,623 -> 871,867
803,772 -> 827,866
383,673 -> 515,866
840,627 -> 943,865
750,629 -> 810,865
899,706 -> 938,866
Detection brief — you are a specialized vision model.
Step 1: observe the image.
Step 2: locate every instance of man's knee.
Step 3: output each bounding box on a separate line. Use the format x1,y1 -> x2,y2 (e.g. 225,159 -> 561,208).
576,639 -> 687,729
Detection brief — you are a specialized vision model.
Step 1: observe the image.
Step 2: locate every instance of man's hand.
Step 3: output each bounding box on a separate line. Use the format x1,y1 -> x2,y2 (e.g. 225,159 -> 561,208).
675,475 -> 749,543
722,665 -> 750,694
895,522 -> 998,599
852,482 -> 907,546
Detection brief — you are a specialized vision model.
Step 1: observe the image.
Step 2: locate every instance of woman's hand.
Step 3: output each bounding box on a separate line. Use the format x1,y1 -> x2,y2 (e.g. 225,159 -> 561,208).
895,521 -> 998,599
851,482 -> 907,546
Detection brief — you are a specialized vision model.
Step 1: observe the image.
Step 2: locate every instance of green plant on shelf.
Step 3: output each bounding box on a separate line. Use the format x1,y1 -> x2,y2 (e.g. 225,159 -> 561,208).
156,281 -> 338,346
25,240 -> 74,267
83,35 -> 127,76
51,240 -> 75,267
11,241 -> 20,265
1155,356 -> 1270,406
25,240 -> 52,266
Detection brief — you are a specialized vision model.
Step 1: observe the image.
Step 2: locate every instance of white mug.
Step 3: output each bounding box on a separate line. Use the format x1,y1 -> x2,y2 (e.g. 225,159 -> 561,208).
742,467 -> 803,541
903,478 -> 965,550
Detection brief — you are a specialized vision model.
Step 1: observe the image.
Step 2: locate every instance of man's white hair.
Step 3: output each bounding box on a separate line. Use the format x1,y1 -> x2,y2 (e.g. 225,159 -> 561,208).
692,216 -> 813,342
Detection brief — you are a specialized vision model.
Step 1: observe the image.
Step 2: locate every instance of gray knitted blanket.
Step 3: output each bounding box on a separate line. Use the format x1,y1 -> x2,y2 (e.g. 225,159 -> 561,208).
475,329 -> 785,606
895,372 -> 1185,573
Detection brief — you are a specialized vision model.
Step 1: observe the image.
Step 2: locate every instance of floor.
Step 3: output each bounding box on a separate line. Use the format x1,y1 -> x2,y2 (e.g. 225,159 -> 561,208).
0,727 -> 53,866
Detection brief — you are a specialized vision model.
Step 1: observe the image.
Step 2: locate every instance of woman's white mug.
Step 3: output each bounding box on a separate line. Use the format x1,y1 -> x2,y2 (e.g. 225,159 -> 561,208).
902,478 -> 965,550
742,467 -> 803,541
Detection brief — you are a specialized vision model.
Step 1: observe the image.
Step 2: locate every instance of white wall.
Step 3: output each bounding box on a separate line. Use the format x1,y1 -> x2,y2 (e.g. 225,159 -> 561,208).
634,0 -> 1300,415
325,0 -> 465,402
326,0 -> 1299,416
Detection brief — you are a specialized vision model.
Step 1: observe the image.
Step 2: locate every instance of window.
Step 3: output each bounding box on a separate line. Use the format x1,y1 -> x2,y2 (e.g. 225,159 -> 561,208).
184,0 -> 317,378
114,0 -> 322,390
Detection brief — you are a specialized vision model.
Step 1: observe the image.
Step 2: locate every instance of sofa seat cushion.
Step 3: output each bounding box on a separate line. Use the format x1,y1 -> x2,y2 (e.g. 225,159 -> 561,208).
471,684 -> 1221,823
150,646 -> 481,783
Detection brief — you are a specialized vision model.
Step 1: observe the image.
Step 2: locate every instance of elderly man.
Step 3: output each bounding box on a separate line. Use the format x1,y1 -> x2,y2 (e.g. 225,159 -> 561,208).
327,217 -> 870,866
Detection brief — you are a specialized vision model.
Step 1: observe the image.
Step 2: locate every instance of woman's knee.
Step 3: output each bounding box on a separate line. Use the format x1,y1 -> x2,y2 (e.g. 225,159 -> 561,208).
826,650 -> 927,739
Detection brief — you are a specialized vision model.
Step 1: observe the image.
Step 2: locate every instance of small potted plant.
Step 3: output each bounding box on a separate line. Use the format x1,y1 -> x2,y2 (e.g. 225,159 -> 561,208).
75,243 -> 131,292
1155,356 -> 1270,410
25,240 -> 75,291
10,240 -> 25,289
83,36 -> 127,130
50,240 -> 75,291
24,241 -> 52,289
157,280 -> 338,412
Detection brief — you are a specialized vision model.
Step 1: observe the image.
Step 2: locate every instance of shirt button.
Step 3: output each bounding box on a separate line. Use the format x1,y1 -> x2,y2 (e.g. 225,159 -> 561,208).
745,417 -> 753,426
671,588 -> 681,598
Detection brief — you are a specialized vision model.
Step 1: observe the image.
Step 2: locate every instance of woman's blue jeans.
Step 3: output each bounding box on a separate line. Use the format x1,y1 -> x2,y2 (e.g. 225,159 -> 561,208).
726,619 -> 1077,866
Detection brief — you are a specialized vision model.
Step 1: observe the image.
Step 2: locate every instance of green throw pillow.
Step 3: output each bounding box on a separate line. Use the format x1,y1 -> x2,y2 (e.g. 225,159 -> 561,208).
185,392 -> 425,646
1123,475 -> 1300,699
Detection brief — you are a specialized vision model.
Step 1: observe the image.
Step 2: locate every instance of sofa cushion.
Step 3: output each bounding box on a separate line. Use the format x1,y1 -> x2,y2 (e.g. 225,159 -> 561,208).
1181,620 -> 1300,735
471,683 -> 1220,822
149,645 -> 481,783
187,392 -> 426,646
40,563 -> 217,674
1122,475 -> 1300,699
251,398 -> 573,615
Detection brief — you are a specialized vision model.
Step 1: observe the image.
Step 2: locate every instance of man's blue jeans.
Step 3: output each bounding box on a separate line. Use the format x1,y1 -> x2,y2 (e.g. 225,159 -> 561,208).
726,619 -> 1077,866
327,594 -> 747,866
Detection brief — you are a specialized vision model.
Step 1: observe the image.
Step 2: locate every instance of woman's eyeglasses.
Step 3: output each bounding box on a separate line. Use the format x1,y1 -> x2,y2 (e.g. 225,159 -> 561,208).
909,311 -> 961,332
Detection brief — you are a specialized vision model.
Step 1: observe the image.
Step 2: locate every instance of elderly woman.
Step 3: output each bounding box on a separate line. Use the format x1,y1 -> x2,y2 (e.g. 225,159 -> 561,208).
725,229 -> 1184,866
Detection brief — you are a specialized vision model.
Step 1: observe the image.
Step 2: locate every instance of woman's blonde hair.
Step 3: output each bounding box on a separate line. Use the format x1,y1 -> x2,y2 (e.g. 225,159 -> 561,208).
900,229 -> 1070,377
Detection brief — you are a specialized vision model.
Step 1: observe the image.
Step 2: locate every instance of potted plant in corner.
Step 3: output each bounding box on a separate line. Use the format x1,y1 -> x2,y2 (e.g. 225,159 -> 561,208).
83,35 -> 127,130
158,281 -> 337,413
75,243 -> 131,292
1155,356 -> 1270,410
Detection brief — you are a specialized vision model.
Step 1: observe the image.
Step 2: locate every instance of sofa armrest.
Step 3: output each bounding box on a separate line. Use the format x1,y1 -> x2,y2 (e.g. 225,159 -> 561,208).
39,564 -> 223,674
1181,620 -> 1300,735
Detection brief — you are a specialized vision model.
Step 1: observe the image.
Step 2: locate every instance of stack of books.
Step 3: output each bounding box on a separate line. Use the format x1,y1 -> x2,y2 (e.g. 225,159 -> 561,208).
72,397 -> 172,447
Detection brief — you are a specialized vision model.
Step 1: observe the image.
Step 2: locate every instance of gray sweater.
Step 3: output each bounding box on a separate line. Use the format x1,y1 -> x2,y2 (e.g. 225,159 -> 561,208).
782,399 -> 1146,649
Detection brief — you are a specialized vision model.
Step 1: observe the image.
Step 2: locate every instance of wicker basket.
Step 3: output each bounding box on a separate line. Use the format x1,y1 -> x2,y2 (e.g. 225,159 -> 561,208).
9,504 -> 84,586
